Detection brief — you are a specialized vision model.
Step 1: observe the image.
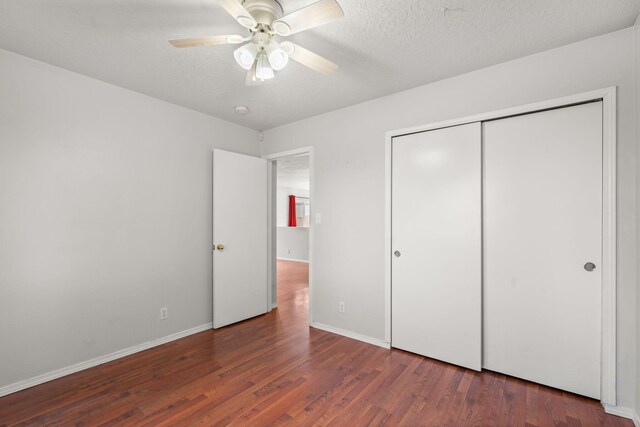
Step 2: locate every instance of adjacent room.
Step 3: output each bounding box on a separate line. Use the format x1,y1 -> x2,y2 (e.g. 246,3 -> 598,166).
1,0 -> 640,425
274,154 -> 311,318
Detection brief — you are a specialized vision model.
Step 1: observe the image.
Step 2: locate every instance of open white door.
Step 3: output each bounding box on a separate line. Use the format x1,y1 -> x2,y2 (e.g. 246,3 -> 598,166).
213,149 -> 268,328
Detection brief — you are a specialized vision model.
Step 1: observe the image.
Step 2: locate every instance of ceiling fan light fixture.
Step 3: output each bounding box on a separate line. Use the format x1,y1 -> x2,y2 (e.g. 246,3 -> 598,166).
256,53 -> 275,80
169,0 -> 344,85
266,44 -> 289,71
233,43 -> 259,70
279,41 -> 295,55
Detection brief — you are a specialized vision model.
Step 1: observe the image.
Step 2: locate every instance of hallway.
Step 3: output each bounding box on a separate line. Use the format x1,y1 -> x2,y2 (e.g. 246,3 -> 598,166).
276,259 -> 309,317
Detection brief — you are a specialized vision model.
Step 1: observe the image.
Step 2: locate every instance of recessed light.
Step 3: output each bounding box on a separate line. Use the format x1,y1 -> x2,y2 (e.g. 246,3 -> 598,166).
234,105 -> 250,115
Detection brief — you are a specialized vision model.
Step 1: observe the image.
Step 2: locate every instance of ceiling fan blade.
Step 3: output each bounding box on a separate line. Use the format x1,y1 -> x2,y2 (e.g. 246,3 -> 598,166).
217,0 -> 257,29
245,60 -> 263,86
272,0 -> 343,36
281,41 -> 337,76
169,35 -> 247,48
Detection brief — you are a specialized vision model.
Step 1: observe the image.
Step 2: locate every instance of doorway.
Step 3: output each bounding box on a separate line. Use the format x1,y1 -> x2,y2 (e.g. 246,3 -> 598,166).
264,147 -> 314,324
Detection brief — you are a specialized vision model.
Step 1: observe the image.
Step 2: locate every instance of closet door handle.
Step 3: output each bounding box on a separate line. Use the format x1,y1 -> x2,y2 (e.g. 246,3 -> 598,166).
394,250 -> 401,258
584,262 -> 596,272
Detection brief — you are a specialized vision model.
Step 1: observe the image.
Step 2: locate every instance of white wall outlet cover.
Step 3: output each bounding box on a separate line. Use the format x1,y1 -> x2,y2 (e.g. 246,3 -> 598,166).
338,301 -> 345,313
160,307 -> 168,320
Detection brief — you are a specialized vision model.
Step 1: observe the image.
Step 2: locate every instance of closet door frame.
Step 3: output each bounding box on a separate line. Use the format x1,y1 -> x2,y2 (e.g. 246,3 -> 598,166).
383,87 -> 617,406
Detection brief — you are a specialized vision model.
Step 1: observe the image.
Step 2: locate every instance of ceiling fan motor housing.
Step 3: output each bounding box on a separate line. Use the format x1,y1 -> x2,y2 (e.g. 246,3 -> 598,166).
252,26 -> 271,49
242,0 -> 283,26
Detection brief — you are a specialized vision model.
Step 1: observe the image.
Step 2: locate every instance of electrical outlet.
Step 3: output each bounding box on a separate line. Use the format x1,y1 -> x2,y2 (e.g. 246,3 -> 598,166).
287,249 -> 291,254
338,301 -> 345,313
160,307 -> 168,320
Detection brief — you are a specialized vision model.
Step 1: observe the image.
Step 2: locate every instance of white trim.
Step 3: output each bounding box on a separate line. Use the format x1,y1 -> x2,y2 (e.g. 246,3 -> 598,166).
270,303 -> 278,310
384,87 -> 617,406
384,139 -> 392,343
262,146 -> 314,160
603,404 -> 639,425
599,88 -> 617,406
385,88 -> 615,139
266,160 -> 275,311
263,146 -> 314,325
311,322 -> 391,349
277,257 -> 310,263
0,323 -> 212,398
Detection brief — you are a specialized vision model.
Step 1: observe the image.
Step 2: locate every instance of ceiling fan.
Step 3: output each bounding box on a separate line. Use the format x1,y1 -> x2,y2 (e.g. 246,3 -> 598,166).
169,0 -> 344,86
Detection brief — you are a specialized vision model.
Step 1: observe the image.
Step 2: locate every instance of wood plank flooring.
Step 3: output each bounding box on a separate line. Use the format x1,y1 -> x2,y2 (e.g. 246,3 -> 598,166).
0,260 -> 632,426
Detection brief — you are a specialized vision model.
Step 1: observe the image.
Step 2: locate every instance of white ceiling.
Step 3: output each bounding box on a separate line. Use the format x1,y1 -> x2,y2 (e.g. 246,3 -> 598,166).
0,1 -> 638,130
277,155 -> 309,190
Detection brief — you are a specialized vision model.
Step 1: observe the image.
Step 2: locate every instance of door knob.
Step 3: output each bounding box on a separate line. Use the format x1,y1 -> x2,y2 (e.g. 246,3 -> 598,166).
584,262 -> 596,272
394,250 -> 401,258
216,244 -> 225,251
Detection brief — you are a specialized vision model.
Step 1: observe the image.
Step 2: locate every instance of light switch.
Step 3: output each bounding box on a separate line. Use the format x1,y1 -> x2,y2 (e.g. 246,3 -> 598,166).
315,213 -> 322,224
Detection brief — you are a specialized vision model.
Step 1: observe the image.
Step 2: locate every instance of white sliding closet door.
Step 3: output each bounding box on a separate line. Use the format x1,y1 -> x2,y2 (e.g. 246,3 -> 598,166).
483,102 -> 602,399
392,123 -> 481,371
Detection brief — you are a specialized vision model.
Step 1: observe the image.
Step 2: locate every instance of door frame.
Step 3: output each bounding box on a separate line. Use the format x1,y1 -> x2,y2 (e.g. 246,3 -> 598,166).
263,146 -> 314,325
384,87 -> 617,406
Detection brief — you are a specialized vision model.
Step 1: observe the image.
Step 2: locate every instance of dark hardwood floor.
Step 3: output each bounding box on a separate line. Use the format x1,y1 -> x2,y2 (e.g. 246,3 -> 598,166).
0,260 -> 631,426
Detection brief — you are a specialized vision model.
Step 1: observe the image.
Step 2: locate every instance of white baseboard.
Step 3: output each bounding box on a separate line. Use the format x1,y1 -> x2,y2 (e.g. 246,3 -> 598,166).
310,322 -> 390,349
270,303 -> 278,310
0,322 -> 213,398
603,404 -> 640,425
277,257 -> 309,263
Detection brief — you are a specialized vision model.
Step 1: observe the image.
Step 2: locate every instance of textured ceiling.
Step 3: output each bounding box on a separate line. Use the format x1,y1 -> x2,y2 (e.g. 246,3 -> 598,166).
277,155 -> 309,190
0,1 -> 638,130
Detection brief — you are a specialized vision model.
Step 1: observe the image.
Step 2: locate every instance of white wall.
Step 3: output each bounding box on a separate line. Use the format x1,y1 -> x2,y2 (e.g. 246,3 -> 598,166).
276,186 -> 309,262
0,49 -> 259,391
277,228 -> 309,262
261,28 -> 638,409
